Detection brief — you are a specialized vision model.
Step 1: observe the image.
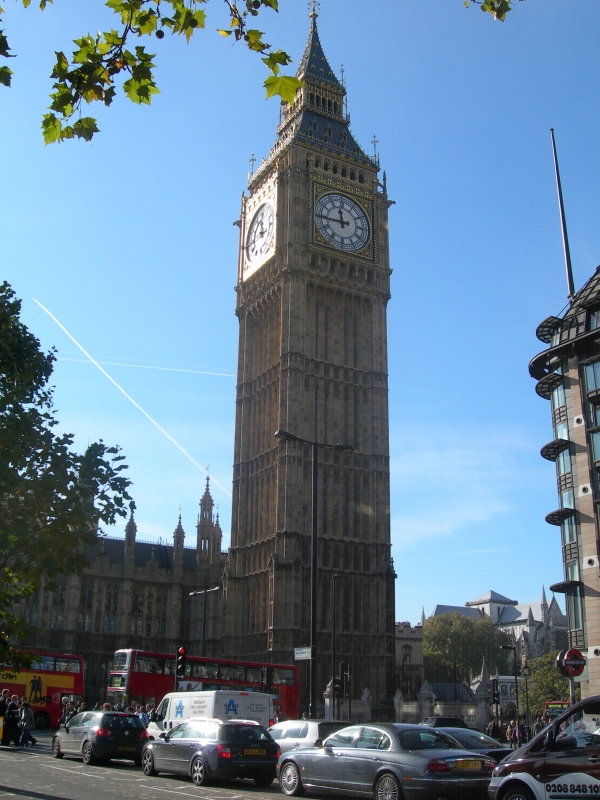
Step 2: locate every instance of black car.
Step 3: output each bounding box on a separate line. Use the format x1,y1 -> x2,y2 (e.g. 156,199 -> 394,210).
52,711 -> 148,764
438,727 -> 513,763
142,717 -> 280,787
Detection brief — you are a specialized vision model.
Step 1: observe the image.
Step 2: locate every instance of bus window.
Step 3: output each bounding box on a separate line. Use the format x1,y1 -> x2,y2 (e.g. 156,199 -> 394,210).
221,666 -> 245,681
30,656 -> 55,671
271,669 -> 295,685
135,656 -> 164,674
191,663 -> 218,679
111,652 -> 130,671
164,660 -> 175,676
246,668 -> 262,683
56,658 -> 81,673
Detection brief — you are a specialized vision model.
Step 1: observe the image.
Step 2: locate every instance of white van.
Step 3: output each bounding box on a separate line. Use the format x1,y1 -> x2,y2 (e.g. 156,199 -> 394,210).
147,690 -> 274,739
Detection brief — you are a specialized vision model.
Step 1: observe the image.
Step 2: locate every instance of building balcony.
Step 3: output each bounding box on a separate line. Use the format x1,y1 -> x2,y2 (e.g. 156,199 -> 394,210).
536,316 -> 562,344
549,580 -> 583,594
545,507 -> 575,526
540,438 -> 570,461
536,371 -> 563,400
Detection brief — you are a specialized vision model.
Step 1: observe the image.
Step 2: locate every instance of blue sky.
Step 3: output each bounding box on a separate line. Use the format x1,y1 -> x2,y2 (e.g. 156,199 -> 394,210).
3,0 -> 599,627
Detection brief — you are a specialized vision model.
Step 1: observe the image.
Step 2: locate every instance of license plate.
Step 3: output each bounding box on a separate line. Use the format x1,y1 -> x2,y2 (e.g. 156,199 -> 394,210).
457,760 -> 481,770
117,746 -> 137,751
244,748 -> 266,755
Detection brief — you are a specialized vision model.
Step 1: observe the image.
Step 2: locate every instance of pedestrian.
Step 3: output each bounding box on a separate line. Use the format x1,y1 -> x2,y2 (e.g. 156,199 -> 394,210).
102,702 -> 111,711
506,719 -> 516,749
0,688 -> 10,746
138,705 -> 149,727
4,695 -> 21,746
59,701 -> 73,727
93,702 -> 102,711
19,702 -> 37,748
147,703 -> 155,723
532,716 -> 545,736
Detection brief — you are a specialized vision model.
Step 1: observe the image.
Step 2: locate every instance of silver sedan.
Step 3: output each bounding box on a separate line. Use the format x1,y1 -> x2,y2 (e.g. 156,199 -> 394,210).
276,723 -> 496,800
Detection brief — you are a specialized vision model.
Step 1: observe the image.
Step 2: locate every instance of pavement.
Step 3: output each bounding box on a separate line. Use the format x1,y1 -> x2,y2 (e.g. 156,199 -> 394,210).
0,730 -> 281,800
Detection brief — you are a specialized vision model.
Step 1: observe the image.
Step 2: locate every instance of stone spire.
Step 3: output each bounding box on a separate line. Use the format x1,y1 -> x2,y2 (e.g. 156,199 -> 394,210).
420,607 -> 426,627
297,4 -> 344,90
541,585 -> 548,623
197,476 -> 215,561
173,513 -> 185,564
125,509 -> 137,553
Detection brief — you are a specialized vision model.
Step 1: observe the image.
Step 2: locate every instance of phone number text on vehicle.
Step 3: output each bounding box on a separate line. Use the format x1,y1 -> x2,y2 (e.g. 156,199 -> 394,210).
547,784 -> 600,795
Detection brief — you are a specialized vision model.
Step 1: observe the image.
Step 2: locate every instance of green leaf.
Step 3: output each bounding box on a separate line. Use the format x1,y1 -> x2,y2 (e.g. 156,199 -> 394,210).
51,51 -> 69,79
41,113 -> 62,145
0,65 -> 12,87
0,31 -> 11,58
261,0 -> 278,9
264,74 -> 302,104
73,116 -> 99,141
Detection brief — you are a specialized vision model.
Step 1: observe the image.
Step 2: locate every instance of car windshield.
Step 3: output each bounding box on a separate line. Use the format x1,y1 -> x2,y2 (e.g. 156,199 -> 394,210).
445,729 -> 502,750
398,729 -> 462,751
101,714 -> 144,730
221,725 -> 270,743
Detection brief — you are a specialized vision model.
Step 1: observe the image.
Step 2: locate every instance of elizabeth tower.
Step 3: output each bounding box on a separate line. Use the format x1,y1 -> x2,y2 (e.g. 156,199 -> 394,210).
223,8 -> 396,715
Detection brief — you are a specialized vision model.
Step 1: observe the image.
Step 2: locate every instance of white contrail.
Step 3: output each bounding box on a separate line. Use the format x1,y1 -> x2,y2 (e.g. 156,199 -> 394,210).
33,298 -> 232,499
59,357 -> 235,378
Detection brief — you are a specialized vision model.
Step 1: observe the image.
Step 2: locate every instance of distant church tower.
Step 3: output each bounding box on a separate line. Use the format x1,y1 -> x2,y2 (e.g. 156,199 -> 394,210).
223,7 -> 396,714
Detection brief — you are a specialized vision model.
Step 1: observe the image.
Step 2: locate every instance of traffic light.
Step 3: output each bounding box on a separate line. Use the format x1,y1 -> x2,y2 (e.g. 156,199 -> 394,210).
176,646 -> 187,679
491,678 -> 500,705
332,678 -> 342,697
338,662 -> 348,697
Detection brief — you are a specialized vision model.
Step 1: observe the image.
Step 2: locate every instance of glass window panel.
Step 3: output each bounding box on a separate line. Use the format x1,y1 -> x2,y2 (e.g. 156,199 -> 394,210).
561,490 -> 575,509
357,728 -> 390,750
30,656 -> 55,671
555,421 -> 569,440
590,310 -> 600,331
283,726 -> 304,739
221,666 -> 245,681
111,652 -> 131,670
592,432 -> 600,462
325,727 -> 361,748
557,448 -> 572,476
551,382 -> 565,411
271,668 -> 295,684
562,515 -> 577,545
134,656 -> 165,674
551,328 -> 561,346
586,362 -> 600,392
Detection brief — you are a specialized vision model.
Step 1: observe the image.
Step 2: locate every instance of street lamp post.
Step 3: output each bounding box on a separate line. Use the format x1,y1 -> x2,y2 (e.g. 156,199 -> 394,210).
275,429 -> 354,718
332,573 -> 345,720
501,645 -> 519,725
189,587 -> 220,657
522,661 -> 531,737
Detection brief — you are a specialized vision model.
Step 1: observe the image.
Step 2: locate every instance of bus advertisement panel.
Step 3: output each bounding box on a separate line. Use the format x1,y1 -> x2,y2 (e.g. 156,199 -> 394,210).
0,651 -> 84,728
108,649 -> 300,720
543,699 -> 570,721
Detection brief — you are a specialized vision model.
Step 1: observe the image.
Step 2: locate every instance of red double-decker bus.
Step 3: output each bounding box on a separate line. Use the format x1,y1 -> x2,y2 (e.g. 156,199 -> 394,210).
0,651 -> 84,728
107,649 -> 300,720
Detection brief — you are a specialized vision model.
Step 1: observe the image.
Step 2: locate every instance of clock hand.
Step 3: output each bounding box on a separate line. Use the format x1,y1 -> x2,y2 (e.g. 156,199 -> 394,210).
337,208 -> 349,228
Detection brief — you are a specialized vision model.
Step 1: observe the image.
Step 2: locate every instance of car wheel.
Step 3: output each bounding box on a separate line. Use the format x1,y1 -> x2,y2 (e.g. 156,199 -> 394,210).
254,771 -> 276,787
191,756 -> 208,786
51,737 -> 63,759
279,762 -> 305,796
375,772 -> 401,800
142,750 -> 159,776
501,788 -> 535,800
82,741 -> 97,765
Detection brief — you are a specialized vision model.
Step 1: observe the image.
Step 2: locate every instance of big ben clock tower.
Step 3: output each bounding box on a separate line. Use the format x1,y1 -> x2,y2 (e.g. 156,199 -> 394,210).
223,6 -> 396,716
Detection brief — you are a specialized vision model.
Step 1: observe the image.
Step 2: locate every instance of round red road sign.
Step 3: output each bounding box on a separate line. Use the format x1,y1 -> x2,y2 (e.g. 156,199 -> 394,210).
558,647 -> 586,678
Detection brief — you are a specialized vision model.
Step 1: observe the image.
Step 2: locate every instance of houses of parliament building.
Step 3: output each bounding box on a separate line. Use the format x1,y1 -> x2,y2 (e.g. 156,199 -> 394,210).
19,8 -> 397,717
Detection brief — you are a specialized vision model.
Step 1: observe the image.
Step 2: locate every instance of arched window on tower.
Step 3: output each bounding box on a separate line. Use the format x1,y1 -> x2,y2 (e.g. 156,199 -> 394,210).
350,170 -> 356,181
358,172 -> 364,184
334,101 -> 338,114
328,99 -> 332,112
315,157 -> 321,169
341,166 -> 347,178
403,644 -> 412,663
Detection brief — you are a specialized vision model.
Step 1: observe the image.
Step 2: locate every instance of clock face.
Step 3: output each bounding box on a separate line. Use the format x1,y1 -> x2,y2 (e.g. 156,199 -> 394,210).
314,193 -> 370,251
246,202 -> 275,264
